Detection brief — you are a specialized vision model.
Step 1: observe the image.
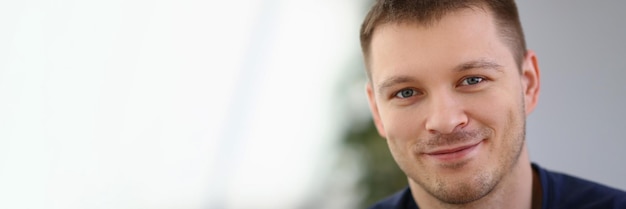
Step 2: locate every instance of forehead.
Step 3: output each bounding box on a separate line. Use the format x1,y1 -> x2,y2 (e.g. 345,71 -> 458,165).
368,8 -> 515,85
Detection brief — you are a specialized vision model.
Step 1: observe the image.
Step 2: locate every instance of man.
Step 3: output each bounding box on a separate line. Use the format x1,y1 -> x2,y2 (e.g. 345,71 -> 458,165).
359,0 -> 626,208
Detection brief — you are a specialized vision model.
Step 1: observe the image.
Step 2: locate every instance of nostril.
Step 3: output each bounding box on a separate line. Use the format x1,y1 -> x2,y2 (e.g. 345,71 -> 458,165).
425,112 -> 469,135
428,129 -> 440,135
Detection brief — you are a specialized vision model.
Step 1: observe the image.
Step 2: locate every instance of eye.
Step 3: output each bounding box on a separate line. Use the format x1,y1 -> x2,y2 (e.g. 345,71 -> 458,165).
460,76 -> 485,86
395,89 -> 418,99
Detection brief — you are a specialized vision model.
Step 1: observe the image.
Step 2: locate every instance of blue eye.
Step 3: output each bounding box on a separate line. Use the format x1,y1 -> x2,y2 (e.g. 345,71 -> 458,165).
461,77 -> 484,86
395,89 -> 417,98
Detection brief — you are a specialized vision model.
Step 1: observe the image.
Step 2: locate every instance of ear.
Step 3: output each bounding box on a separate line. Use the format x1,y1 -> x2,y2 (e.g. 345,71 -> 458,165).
366,82 -> 387,138
521,50 -> 541,116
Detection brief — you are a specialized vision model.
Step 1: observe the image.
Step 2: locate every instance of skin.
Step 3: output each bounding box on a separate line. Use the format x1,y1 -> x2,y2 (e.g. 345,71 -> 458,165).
366,8 -> 541,209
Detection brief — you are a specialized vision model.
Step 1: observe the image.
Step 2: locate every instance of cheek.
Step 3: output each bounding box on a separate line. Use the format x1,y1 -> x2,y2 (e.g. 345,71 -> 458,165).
466,85 -> 521,121
381,109 -> 425,173
465,88 -> 524,144
468,98 -> 507,126
380,106 -> 424,142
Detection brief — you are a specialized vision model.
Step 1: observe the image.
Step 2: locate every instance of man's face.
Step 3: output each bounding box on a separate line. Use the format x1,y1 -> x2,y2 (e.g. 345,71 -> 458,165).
366,9 -> 539,204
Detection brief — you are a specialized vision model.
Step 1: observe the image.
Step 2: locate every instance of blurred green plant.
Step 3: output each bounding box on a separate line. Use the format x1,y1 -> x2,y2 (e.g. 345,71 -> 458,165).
339,1 -> 406,204
343,120 -> 407,208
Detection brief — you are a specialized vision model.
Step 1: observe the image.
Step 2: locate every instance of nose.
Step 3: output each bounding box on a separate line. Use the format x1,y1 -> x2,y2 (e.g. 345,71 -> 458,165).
424,91 -> 468,134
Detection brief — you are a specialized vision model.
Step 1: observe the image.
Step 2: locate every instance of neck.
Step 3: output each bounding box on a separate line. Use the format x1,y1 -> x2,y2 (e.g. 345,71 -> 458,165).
409,145 -> 535,209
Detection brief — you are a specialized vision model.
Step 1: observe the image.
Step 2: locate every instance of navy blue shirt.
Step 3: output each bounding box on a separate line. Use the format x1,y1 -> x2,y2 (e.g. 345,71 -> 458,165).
368,163 -> 626,209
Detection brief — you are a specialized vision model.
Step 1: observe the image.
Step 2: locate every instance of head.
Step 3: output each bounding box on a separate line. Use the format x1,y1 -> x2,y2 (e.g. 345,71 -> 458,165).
361,0 -> 540,205
361,0 -> 527,78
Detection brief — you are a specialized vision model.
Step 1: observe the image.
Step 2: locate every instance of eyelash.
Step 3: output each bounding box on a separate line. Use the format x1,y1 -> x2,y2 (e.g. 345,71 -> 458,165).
459,76 -> 486,86
392,76 -> 487,99
394,88 -> 419,99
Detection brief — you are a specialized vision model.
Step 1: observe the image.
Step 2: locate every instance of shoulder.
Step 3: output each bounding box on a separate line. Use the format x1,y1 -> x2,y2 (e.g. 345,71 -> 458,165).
368,187 -> 419,209
535,163 -> 626,209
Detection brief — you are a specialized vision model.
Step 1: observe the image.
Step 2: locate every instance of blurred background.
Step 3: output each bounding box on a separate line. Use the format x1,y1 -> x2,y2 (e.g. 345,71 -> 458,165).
0,1 -> 625,209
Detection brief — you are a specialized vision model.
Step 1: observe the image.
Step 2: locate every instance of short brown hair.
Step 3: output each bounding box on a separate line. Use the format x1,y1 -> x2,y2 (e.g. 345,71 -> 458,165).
360,0 -> 527,76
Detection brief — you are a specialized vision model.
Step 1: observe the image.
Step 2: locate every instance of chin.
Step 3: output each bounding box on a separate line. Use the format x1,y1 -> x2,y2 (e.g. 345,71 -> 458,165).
437,174 -> 495,204
413,163 -> 498,205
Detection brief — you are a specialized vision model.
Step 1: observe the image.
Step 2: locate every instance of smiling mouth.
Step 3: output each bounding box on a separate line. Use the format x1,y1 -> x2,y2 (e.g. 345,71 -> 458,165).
424,140 -> 483,162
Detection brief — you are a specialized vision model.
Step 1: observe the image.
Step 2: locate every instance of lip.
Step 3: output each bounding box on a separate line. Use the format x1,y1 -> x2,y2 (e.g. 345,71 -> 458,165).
424,140 -> 483,162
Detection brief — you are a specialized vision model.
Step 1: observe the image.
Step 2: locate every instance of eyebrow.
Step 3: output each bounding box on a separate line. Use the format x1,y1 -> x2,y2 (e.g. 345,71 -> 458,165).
377,76 -> 417,94
455,59 -> 503,72
376,59 -> 503,94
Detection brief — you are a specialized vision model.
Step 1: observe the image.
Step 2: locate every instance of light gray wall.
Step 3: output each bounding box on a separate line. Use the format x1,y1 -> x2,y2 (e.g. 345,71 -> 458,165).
518,2 -> 626,190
